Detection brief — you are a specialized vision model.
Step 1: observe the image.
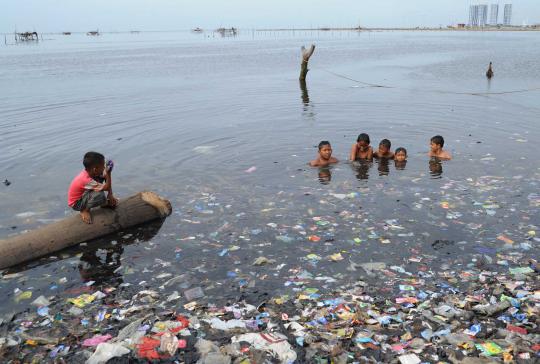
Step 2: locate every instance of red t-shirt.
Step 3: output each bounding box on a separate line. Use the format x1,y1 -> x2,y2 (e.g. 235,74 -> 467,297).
67,170 -> 101,206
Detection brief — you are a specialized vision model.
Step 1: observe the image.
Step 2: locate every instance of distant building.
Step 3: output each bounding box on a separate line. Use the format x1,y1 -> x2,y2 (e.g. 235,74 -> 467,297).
469,5 -> 478,26
469,4 -> 488,27
504,4 -> 513,25
478,5 -> 488,26
490,4 -> 499,25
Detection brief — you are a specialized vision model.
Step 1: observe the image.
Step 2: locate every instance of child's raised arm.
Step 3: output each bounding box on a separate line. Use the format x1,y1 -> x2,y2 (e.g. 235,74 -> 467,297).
97,168 -> 112,192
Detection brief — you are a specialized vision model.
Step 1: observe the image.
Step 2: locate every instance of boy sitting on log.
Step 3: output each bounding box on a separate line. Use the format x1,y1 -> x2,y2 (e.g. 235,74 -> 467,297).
68,152 -> 118,224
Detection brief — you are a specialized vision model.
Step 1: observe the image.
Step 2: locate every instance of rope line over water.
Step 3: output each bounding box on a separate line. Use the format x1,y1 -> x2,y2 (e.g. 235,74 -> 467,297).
316,67 -> 540,96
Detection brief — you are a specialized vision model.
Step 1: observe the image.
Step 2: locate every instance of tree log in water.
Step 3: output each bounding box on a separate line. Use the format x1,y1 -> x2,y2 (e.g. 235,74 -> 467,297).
299,44 -> 316,81
0,191 -> 172,270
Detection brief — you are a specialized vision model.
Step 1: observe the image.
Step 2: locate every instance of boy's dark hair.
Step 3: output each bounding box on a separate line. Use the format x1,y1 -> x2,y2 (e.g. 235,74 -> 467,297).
395,147 -> 407,155
379,139 -> 391,149
357,133 -> 370,144
431,135 -> 444,147
318,141 -> 331,150
83,151 -> 105,170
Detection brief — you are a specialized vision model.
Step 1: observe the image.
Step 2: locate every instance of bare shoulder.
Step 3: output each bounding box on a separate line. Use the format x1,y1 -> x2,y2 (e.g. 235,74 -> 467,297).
441,151 -> 452,160
309,160 -> 319,167
330,157 -> 339,163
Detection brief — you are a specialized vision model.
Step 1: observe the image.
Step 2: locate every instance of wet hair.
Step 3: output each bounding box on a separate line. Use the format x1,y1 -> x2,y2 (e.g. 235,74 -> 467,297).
318,141 -> 331,150
83,151 -> 105,170
431,135 -> 444,147
395,147 -> 407,155
356,133 -> 370,144
379,139 -> 391,149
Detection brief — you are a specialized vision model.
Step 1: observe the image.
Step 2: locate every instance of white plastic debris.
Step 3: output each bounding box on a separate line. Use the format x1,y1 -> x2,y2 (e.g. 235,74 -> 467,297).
205,317 -> 247,331
231,333 -> 297,363
31,295 -> 51,307
86,343 -> 129,364
159,332 -> 179,356
398,353 -> 421,364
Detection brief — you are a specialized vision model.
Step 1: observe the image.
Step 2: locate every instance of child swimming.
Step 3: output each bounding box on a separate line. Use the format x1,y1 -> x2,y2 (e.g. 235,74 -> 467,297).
394,147 -> 407,169
310,141 -> 339,167
394,147 -> 407,162
373,139 -> 394,159
349,133 -> 373,161
428,135 -> 452,160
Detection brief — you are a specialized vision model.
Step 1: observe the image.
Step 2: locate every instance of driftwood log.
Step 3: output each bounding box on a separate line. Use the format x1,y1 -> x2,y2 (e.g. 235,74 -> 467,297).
0,191 -> 172,270
299,44 -> 316,81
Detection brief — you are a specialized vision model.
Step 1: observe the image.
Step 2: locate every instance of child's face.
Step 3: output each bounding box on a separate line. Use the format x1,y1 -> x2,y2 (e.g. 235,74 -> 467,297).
319,145 -> 332,160
395,150 -> 407,162
430,142 -> 441,153
378,145 -> 389,155
357,140 -> 369,151
90,162 -> 105,178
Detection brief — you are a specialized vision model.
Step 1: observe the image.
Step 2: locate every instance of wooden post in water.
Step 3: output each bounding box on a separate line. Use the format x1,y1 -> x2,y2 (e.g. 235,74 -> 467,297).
299,44 -> 315,81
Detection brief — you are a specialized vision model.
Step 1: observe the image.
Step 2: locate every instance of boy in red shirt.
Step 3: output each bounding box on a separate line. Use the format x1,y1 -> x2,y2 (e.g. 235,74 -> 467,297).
68,151 -> 117,224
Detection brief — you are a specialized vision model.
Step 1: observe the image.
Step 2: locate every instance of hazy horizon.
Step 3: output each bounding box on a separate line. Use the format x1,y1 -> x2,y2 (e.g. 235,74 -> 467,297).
2,0 -> 540,33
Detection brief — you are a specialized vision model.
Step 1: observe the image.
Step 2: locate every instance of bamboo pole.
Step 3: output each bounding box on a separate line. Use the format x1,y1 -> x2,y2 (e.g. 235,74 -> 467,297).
0,191 -> 172,270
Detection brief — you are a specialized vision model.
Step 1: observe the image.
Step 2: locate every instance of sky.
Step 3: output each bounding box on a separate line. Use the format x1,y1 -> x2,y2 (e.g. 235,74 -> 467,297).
2,0 -> 539,33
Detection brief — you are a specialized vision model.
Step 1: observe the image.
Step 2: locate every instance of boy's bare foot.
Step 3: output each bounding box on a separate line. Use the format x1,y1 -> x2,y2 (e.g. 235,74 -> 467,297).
80,210 -> 92,224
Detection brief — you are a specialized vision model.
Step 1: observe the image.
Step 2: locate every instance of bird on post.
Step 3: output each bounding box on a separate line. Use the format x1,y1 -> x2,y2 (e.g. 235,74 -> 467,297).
486,62 -> 494,79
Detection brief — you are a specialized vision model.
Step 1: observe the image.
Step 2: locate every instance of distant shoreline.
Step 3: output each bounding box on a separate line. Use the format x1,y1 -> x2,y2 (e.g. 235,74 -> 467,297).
2,26 -> 539,36
256,26 -> 540,32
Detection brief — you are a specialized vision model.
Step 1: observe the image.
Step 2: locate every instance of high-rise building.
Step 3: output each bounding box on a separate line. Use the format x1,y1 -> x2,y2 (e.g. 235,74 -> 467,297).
478,4 -> 489,26
469,5 -> 479,26
469,4 -> 489,27
490,4 -> 499,25
504,4 -> 513,25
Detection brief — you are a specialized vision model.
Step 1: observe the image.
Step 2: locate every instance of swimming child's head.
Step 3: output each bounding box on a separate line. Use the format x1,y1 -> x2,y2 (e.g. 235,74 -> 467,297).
430,135 -> 444,153
356,133 -> 371,151
83,151 -> 105,177
318,141 -> 333,160
378,139 -> 391,155
394,147 -> 407,162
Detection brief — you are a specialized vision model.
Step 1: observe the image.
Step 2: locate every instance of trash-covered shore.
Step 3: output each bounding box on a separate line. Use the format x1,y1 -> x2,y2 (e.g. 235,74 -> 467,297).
1,165 -> 539,363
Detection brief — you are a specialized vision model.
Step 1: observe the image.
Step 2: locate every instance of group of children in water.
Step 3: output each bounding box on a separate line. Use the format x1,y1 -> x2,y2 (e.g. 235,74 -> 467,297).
309,134 -> 452,167
68,135 -> 450,224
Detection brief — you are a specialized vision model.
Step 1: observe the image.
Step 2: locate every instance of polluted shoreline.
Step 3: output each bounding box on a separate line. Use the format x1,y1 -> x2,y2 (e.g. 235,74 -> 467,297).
0,167 -> 539,363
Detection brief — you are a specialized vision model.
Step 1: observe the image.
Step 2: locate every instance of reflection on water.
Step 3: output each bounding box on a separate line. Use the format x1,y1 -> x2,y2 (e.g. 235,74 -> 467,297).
78,220 -> 164,284
376,158 -> 390,176
429,158 -> 444,178
79,245 -> 124,285
395,160 -> 407,170
351,160 -> 371,180
318,167 -> 332,185
299,79 -> 315,119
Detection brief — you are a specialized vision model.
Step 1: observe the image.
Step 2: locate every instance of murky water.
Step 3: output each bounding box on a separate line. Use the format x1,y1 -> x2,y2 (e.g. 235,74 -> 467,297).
1,30 -> 539,315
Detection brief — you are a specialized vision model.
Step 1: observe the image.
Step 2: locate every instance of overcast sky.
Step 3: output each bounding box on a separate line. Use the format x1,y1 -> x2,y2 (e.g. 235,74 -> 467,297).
2,0 -> 539,33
